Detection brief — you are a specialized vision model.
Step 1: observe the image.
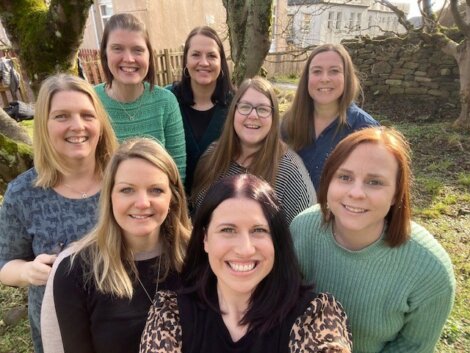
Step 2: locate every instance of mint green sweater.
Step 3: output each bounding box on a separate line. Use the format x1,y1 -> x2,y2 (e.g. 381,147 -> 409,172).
95,83 -> 186,181
291,204 -> 455,353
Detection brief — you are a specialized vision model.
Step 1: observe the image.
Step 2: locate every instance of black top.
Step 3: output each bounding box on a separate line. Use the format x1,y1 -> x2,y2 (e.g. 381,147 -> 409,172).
139,289 -> 352,353
168,84 -> 231,194
53,254 -> 180,353
179,290 -> 315,353
182,105 -> 216,143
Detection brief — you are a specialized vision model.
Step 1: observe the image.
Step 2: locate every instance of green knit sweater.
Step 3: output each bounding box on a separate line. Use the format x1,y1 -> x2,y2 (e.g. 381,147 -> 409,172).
291,204 -> 455,353
95,83 -> 186,181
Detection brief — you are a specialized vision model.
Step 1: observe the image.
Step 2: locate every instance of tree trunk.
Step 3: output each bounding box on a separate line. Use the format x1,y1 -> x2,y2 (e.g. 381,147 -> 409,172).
0,0 -> 93,96
223,0 -> 273,86
453,40 -> 470,128
0,133 -> 33,195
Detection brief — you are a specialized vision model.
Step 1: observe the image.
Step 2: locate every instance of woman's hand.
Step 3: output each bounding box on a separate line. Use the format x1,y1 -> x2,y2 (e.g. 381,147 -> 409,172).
0,254 -> 57,287
22,254 -> 57,286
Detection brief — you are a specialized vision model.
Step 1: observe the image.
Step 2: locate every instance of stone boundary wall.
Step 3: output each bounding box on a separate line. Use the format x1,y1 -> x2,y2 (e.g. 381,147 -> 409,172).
342,36 -> 460,108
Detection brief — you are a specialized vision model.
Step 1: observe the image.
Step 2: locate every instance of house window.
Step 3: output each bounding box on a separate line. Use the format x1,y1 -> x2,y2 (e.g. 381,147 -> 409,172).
349,12 -> 355,30
301,13 -> 312,33
336,12 -> 342,30
99,0 -> 113,27
328,11 -> 335,29
356,13 -> 362,30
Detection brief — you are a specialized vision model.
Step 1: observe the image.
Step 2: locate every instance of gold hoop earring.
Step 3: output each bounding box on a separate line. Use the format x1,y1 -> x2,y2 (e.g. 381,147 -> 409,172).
183,67 -> 190,78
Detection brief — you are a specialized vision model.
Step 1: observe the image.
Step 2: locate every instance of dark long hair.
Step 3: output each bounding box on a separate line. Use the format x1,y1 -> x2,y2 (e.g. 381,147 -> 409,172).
172,26 -> 234,106
183,174 -> 309,334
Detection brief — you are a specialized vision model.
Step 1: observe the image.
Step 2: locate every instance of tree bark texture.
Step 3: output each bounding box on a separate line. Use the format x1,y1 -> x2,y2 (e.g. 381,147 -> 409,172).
223,0 -> 273,86
0,0 -> 93,95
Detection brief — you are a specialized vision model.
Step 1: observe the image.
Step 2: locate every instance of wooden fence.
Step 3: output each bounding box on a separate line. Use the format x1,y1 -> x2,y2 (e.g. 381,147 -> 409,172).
79,46 -> 185,86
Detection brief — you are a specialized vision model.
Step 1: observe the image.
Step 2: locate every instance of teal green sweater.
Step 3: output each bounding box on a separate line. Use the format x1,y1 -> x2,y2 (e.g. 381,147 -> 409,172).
291,204 -> 455,353
95,83 -> 186,181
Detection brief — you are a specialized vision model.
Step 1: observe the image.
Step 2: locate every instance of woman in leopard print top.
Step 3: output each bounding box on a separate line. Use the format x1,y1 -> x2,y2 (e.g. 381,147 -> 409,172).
140,174 -> 352,353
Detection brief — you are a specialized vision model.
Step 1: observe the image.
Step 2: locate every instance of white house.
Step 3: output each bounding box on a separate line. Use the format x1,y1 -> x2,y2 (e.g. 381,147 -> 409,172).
287,0 -> 409,48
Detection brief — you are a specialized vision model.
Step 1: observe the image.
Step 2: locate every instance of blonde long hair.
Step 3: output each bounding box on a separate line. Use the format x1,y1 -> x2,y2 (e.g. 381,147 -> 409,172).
282,44 -> 361,151
33,74 -> 117,188
192,76 -> 286,199
72,138 -> 191,298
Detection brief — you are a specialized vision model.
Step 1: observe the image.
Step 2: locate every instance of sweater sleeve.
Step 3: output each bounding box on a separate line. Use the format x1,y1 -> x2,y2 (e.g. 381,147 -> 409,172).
139,290 -> 182,353
42,248 -> 75,353
380,285 -> 455,353
163,93 -> 186,182
289,293 -> 352,353
0,184 -> 33,269
53,256 -> 96,353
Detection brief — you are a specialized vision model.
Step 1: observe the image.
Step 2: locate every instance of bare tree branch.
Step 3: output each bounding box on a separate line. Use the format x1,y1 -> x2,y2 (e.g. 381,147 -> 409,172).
450,0 -> 470,36
376,0 -> 414,31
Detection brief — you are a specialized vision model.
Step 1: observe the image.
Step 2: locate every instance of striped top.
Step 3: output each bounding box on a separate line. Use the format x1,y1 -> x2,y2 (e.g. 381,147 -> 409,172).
192,148 -> 316,224
95,83 -> 186,181
291,204 -> 455,353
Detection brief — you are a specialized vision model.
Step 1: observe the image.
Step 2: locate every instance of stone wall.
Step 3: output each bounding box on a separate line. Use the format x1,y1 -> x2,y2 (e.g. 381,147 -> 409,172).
342,34 -> 461,117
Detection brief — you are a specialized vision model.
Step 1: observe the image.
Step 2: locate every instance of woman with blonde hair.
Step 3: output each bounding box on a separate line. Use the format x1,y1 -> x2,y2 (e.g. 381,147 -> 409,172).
0,73 -> 117,353
282,43 -> 378,191
192,76 -> 315,224
291,127 -> 455,352
96,13 -> 186,179
42,137 -> 191,353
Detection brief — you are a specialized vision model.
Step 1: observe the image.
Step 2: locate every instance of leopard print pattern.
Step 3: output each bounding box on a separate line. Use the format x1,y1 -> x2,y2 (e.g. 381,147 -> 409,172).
289,293 -> 353,353
139,290 -> 182,353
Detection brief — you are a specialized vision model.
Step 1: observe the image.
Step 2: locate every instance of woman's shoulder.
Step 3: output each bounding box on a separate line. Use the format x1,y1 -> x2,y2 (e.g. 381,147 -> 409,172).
346,103 -> 379,127
279,148 -> 311,174
148,83 -> 178,100
404,222 -> 454,278
94,83 -> 106,95
291,203 -> 322,224
3,168 -> 38,199
54,247 -> 86,278
290,292 -> 352,352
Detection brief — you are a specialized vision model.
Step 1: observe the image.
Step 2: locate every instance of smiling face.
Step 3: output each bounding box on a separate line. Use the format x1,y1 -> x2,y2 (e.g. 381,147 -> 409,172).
186,34 -> 221,89
47,90 -> 101,166
234,87 -> 273,154
105,29 -> 150,86
111,158 -> 172,252
308,50 -> 345,110
204,197 -> 275,299
327,142 -> 398,246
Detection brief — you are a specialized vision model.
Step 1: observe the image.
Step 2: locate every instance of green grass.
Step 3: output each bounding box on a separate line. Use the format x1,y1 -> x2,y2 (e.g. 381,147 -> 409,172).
388,121 -> 470,353
1,108 -> 469,353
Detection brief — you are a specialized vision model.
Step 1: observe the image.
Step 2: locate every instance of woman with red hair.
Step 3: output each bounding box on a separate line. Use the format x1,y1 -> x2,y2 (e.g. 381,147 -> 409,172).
291,127 -> 455,352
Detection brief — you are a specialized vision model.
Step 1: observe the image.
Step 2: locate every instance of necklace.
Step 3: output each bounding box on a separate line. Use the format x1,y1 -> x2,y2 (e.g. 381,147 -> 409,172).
136,254 -> 162,304
108,84 -> 145,120
116,98 -> 143,120
63,183 -> 92,199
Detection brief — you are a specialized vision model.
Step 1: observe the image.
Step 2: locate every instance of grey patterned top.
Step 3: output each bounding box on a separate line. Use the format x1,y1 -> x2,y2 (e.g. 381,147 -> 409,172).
193,148 -> 317,225
0,168 -> 100,353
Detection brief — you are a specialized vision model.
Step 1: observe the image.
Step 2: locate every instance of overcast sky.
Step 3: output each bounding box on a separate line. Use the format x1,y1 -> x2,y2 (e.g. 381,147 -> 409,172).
395,0 -> 447,18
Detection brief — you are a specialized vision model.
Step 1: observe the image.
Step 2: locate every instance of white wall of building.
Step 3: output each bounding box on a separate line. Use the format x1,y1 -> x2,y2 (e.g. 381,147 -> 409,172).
288,0 -> 409,47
